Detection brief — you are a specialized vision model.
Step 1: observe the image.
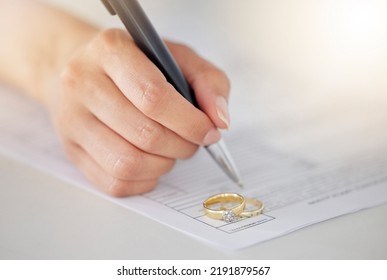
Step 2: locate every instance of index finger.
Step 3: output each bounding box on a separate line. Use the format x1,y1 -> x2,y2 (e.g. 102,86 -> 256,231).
95,29 -> 221,146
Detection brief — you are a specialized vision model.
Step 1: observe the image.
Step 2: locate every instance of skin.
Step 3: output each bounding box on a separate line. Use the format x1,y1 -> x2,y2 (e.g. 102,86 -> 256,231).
0,0 -> 231,196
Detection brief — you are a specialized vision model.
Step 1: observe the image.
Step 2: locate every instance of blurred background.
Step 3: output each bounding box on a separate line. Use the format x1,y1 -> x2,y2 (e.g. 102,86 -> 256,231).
43,0 -> 387,159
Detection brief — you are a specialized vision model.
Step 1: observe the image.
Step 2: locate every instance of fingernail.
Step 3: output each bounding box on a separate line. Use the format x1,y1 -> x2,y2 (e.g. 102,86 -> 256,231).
216,96 -> 230,129
203,129 -> 221,145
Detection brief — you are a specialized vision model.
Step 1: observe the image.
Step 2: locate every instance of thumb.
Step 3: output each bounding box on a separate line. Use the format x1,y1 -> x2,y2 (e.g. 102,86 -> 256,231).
167,41 -> 231,130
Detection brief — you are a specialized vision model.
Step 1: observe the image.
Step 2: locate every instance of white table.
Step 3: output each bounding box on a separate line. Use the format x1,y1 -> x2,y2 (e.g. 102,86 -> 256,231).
1,155 -> 386,259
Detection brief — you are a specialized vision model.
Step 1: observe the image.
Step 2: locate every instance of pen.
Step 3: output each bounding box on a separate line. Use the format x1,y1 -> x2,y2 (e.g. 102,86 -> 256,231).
101,0 -> 243,187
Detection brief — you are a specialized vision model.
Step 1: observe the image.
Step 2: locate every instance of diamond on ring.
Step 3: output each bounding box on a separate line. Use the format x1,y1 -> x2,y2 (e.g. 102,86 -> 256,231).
222,210 -> 237,223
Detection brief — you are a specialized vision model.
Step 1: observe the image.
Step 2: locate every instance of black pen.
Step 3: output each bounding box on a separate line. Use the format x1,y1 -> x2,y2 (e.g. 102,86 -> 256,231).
101,0 -> 242,187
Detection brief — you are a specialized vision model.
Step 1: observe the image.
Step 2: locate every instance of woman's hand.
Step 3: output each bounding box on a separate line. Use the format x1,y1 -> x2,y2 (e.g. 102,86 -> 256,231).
50,29 -> 230,196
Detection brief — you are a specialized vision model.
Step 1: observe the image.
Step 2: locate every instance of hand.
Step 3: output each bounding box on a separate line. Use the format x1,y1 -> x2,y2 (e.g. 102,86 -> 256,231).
49,28 -> 230,196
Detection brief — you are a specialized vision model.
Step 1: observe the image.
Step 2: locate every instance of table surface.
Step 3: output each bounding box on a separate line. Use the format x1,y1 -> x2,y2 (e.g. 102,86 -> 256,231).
1,155 -> 387,259
1,0 -> 387,259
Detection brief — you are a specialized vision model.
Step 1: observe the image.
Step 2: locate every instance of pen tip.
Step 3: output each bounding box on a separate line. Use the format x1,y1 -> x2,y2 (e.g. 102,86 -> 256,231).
237,181 -> 244,188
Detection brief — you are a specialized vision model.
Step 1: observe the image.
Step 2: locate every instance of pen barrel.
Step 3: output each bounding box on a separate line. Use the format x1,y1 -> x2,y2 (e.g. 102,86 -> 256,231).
103,0 -> 199,107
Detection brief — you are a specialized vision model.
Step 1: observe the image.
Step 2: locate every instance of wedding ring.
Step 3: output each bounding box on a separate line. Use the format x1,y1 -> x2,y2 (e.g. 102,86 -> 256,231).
239,198 -> 264,218
203,193 -> 245,223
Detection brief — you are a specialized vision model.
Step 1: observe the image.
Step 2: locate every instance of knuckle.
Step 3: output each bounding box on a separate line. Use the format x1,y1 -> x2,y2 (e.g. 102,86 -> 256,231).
136,122 -> 164,152
139,81 -> 165,116
107,151 -> 142,180
105,178 -> 129,197
95,28 -> 128,51
60,62 -> 80,92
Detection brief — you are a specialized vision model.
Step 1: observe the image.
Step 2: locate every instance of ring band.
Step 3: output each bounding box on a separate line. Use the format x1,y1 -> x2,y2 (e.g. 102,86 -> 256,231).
239,198 -> 264,218
203,193 -> 245,223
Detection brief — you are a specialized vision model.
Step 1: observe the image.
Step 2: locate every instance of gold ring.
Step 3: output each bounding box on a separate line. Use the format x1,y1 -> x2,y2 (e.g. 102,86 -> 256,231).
203,193 -> 245,223
239,197 -> 264,218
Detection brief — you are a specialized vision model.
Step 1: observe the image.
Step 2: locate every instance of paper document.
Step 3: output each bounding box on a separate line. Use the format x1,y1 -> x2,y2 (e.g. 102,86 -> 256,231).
1,86 -> 387,250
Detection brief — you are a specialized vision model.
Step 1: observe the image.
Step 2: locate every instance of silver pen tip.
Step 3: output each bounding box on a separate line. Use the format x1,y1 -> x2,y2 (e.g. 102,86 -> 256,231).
205,139 -> 243,187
